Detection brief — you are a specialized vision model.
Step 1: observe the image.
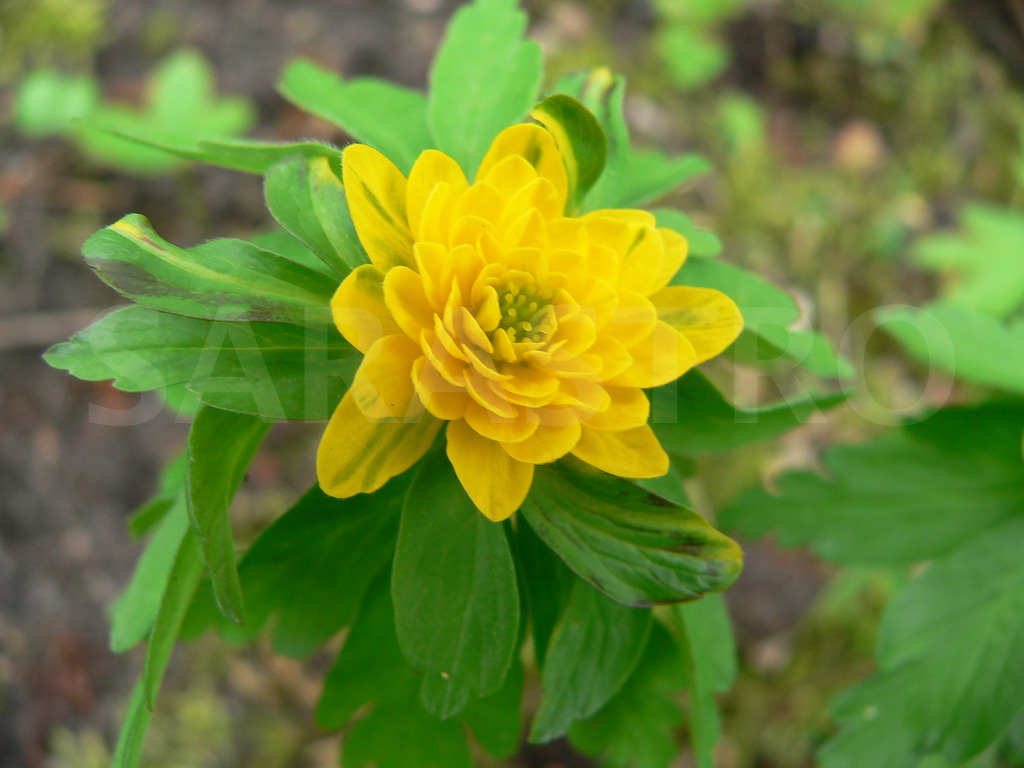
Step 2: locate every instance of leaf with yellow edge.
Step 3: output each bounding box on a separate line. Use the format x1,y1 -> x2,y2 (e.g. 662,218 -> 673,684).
530,94 -> 607,213
522,458 -> 743,607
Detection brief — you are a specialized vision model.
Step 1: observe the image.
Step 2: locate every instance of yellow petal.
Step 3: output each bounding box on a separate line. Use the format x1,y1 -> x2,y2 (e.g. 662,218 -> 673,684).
407,150 -> 468,239
446,419 -> 534,521
609,320 -> 698,388
464,398 -> 540,443
652,285 -> 744,363
342,144 -> 414,270
580,386 -> 649,431
604,288 -> 658,349
331,264 -> 401,353
583,213 -> 664,296
477,124 -> 568,211
349,334 -> 422,420
318,390 -> 441,497
384,266 -> 435,339
502,421 -> 582,464
412,356 -> 470,421
571,424 -> 669,478
654,227 -> 688,292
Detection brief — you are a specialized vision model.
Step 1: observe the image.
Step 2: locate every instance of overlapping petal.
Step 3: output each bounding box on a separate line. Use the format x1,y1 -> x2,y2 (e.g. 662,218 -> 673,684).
318,120 -> 744,519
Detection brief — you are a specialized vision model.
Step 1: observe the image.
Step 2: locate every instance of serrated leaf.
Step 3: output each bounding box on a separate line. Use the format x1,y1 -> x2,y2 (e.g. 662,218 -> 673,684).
568,622 -> 688,768
530,94 -> 607,212
428,0 -> 543,174
821,515 -> 1024,768
221,482 -> 404,657
83,215 -> 336,327
721,403 -> 1024,566
558,69 -> 711,210
264,154 -> 367,276
392,451 -> 520,718
913,203 -> 1024,318
73,49 -> 254,173
674,594 -> 737,768
879,303 -> 1024,395
529,578 -> 653,743
278,60 -> 432,174
45,305 -> 356,421
186,406 -> 269,624
676,256 -> 852,378
650,369 -> 846,454
521,459 -> 743,607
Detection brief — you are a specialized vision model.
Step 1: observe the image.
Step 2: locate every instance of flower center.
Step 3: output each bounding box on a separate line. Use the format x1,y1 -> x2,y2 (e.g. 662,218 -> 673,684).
497,280 -> 556,343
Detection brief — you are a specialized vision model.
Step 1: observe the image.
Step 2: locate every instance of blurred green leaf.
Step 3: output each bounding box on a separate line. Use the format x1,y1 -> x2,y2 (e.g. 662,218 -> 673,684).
569,622 -> 687,768
522,459 -> 743,607
186,406 -> 269,624
264,154 -> 367,277
14,69 -> 98,136
657,25 -> 730,91
677,256 -> 853,378
914,204 -> 1024,318
74,49 -> 254,173
530,578 -> 652,743
45,305 -> 355,421
392,451 -> 520,718
558,69 -> 711,209
428,0 -> 542,174
278,60 -> 432,174
83,214 -> 336,327
530,94 -> 607,212
653,209 -> 723,257
651,369 -> 847,454
721,403 -> 1024,566
822,514 -> 1024,768
879,303 -> 1024,395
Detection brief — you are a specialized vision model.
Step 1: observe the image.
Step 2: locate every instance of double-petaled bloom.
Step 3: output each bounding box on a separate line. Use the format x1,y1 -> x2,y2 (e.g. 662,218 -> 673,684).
317,123 -> 742,520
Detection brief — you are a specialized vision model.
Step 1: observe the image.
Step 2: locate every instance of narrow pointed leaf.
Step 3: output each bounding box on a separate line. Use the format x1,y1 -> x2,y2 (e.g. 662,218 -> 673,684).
392,450 -> 520,718
279,60 -> 432,173
522,460 -> 742,607
186,406 -> 270,623
83,215 -> 337,326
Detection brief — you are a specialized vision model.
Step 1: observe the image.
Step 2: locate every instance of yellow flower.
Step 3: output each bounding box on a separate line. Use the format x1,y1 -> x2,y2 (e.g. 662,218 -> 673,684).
317,123 -> 742,520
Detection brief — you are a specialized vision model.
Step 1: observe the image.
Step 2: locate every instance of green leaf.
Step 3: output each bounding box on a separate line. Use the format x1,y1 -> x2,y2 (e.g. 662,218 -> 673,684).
110,490 -> 189,652
186,406 -> 270,624
111,681 -> 151,768
317,576 -> 474,768
15,69 -> 98,136
45,305 -> 356,421
651,369 -> 847,453
657,25 -> 730,90
879,303 -> 1024,395
568,622 -> 688,768
821,515 -> 1024,768
674,594 -> 737,768
78,129 -> 344,174
278,60 -> 432,174
227,482 -> 403,657
264,154 -> 367,276
73,49 -> 254,173
392,450 -> 520,718
529,578 -> 653,743
461,659 -> 524,758
83,215 -> 336,327
514,516 -> 576,667
248,229 -> 333,277
558,69 -> 711,210
126,452 -> 187,538
913,203 -> 1024,318
676,256 -> 853,378
428,0 -> 543,174
530,94 -> 607,212
653,208 -> 723,257
721,403 -> 1024,566
522,459 -> 743,607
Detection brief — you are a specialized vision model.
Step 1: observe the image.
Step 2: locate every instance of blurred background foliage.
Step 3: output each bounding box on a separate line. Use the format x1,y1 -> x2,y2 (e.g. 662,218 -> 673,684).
3,0 -> 1024,766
